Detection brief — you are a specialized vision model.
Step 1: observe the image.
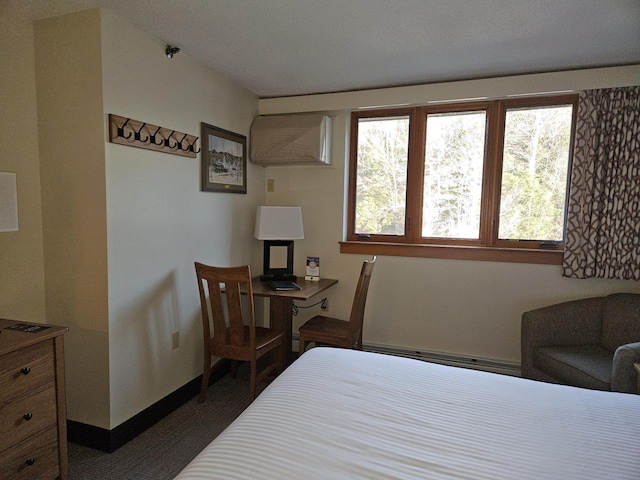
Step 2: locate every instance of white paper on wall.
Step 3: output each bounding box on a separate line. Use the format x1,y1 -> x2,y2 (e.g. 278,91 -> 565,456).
0,172 -> 19,232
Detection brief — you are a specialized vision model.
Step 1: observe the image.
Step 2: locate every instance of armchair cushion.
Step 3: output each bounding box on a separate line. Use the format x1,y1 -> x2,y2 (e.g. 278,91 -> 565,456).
534,345 -> 613,391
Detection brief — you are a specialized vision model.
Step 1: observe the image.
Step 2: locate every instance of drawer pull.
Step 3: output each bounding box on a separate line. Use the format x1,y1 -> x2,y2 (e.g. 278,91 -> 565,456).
25,458 -> 36,466
23,413 -> 33,421
20,367 -> 31,375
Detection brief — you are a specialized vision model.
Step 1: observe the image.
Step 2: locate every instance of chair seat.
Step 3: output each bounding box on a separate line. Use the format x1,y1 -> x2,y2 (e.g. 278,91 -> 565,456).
299,316 -> 352,348
299,316 -> 349,338
211,326 -> 284,359
255,326 -> 284,344
534,345 -> 613,391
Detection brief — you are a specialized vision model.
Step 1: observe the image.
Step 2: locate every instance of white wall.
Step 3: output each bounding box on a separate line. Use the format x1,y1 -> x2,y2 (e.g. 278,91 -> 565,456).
34,8 -> 111,428
0,6 -> 46,322
99,10 -> 262,427
261,66 -> 640,364
29,8 -> 262,430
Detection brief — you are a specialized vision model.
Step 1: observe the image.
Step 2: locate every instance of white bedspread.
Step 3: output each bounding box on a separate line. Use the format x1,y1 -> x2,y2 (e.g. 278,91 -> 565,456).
175,347 -> 640,479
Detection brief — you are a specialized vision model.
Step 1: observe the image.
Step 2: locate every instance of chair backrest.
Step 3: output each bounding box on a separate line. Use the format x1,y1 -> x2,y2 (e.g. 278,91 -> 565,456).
348,256 -> 377,337
194,262 -> 256,354
601,293 -> 640,352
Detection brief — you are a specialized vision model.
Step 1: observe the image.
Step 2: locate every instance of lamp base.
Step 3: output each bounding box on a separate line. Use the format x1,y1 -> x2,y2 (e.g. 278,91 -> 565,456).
260,273 -> 297,282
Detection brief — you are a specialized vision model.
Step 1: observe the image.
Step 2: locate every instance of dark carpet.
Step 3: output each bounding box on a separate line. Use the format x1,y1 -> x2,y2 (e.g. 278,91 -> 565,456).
68,370 -> 263,479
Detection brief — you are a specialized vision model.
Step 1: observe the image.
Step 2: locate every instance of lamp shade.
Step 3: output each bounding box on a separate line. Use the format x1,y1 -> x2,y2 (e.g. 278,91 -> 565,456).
254,206 -> 304,240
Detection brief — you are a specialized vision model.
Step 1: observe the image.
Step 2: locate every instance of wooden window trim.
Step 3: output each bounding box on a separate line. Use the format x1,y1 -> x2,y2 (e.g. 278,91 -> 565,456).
346,95 -> 578,265
339,241 -> 563,265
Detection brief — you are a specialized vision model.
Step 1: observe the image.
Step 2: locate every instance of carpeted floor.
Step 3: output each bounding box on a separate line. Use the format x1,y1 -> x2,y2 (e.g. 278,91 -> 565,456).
68,370 -> 265,480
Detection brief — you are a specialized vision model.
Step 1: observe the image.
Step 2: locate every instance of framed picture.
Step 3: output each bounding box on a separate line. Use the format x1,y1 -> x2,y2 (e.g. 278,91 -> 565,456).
201,122 -> 247,193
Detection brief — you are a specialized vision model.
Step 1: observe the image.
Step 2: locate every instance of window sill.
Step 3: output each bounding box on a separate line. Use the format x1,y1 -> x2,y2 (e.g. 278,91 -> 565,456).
339,241 -> 563,265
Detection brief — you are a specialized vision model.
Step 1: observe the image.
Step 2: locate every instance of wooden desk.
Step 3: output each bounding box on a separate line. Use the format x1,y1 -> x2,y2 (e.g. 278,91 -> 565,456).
251,277 -> 338,365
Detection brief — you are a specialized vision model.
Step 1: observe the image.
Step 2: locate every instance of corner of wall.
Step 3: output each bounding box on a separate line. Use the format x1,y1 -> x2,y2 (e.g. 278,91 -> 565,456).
34,7 -> 111,429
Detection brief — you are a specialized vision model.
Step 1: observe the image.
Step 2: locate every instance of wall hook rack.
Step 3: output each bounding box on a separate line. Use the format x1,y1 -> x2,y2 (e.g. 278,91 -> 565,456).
109,114 -> 198,158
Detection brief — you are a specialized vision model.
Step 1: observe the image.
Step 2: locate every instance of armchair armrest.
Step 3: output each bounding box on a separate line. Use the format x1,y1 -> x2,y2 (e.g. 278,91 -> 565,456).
521,297 -> 604,378
611,342 -> 640,393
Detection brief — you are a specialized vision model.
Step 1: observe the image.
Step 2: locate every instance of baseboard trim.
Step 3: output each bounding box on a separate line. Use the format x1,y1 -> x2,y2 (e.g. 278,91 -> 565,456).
364,342 -> 521,376
67,360 -> 230,453
292,333 -> 521,376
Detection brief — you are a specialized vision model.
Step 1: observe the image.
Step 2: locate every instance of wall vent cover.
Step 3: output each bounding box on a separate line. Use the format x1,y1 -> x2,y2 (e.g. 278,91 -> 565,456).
250,114 -> 332,166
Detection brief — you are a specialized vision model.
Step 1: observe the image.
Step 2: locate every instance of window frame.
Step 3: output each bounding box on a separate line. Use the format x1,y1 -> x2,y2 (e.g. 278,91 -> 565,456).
343,94 -> 579,264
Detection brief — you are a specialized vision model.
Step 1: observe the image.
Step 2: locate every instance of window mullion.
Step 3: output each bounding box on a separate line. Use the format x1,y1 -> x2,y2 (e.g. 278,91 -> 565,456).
405,108 -> 424,243
346,111 -> 360,240
479,102 -> 503,246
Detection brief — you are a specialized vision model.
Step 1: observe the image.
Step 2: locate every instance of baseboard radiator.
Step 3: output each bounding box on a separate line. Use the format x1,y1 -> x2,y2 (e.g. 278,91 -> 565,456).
363,342 -> 521,376
293,334 -> 520,376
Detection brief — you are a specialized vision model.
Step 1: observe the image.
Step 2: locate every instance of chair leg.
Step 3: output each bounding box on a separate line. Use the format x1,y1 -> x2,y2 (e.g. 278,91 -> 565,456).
249,359 -> 257,401
298,336 -> 307,357
280,341 -> 286,372
198,354 -> 211,403
230,360 -> 239,378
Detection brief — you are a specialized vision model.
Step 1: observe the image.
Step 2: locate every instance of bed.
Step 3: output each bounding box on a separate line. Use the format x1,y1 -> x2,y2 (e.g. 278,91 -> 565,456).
175,347 -> 640,479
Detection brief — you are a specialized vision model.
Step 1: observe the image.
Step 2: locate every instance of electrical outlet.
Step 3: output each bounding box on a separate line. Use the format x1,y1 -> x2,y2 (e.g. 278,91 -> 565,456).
172,331 -> 180,349
266,178 -> 275,192
321,298 -> 328,311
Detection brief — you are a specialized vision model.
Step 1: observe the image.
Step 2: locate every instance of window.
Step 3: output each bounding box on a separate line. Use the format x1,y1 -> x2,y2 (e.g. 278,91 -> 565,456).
344,95 -> 578,264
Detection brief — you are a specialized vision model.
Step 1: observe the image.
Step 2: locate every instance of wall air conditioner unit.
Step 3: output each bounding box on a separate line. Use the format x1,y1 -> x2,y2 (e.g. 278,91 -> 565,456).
250,113 -> 332,166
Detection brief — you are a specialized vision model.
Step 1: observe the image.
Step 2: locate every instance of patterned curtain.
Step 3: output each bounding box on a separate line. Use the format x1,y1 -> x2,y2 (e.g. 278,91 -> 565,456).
563,86 -> 640,280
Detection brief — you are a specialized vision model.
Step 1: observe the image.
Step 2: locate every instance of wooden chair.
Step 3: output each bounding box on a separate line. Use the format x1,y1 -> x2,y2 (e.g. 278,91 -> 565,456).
298,256 -> 376,356
195,262 -> 284,403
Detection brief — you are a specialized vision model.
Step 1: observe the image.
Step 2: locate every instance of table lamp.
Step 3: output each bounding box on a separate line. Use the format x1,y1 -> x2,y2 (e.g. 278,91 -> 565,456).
254,206 -> 304,281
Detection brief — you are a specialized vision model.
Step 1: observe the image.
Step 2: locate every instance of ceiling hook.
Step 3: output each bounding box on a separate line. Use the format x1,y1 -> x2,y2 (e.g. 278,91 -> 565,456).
165,45 -> 181,59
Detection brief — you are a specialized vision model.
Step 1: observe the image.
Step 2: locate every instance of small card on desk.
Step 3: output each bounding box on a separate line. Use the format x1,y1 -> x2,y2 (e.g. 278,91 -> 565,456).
267,281 -> 301,291
305,256 -> 320,281
4,323 -> 51,333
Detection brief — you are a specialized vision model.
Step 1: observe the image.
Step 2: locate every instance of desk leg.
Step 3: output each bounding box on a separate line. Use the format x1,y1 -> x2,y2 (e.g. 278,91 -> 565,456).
269,296 -> 294,365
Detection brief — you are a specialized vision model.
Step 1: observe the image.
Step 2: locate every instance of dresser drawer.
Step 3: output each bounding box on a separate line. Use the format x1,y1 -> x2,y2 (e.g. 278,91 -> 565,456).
0,384 -> 57,452
0,341 -> 54,403
0,424 -> 59,480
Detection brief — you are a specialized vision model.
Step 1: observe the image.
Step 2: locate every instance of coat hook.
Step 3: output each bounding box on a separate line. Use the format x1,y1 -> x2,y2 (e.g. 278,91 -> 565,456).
188,137 -> 201,153
134,122 -> 148,142
117,118 -> 132,139
178,133 -> 190,151
164,131 -> 177,149
149,126 -> 163,146
110,114 -> 197,157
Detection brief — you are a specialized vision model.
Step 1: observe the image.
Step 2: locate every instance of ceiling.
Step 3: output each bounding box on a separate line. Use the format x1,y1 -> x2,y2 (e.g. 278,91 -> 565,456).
6,0 -> 640,98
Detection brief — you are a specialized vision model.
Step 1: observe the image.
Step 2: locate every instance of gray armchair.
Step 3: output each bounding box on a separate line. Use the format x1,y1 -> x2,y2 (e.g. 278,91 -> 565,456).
521,293 -> 640,393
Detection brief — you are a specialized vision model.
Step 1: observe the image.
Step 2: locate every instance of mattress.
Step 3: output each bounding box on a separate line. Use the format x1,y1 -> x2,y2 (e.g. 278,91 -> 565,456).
175,347 -> 640,479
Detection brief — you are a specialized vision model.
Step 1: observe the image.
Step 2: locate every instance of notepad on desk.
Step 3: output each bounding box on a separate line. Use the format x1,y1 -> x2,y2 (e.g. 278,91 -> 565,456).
267,280 -> 301,291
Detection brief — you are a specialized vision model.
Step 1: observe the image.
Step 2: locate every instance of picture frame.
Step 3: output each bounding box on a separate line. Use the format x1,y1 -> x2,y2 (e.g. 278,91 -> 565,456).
200,122 -> 247,193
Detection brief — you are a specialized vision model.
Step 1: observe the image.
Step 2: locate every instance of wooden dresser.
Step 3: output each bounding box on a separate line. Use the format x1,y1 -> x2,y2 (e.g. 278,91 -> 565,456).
0,319 -> 68,480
